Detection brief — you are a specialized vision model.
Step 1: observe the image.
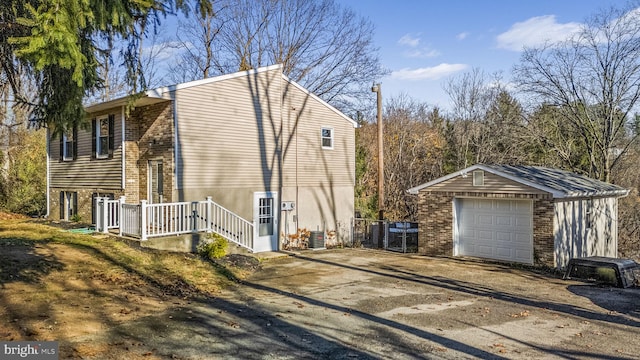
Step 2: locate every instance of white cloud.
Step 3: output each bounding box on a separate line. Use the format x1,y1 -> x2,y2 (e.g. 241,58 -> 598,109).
496,15 -> 582,51
398,33 -> 440,58
398,34 -> 420,47
405,48 -> 441,58
391,63 -> 469,81
616,7 -> 640,28
457,32 -> 470,40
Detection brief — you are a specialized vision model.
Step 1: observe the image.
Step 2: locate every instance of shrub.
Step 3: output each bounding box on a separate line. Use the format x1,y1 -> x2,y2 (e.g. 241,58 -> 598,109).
197,233 -> 228,260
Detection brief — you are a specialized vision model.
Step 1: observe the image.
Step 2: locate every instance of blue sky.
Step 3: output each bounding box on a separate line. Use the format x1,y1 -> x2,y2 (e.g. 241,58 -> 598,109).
337,0 -> 625,110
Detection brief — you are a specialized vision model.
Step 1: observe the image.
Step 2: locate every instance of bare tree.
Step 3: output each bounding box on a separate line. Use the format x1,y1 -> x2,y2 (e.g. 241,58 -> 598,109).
443,68 -> 508,167
139,31 -> 176,89
167,3 -> 227,83
172,0 -> 386,110
356,94 -> 446,220
514,5 -> 640,182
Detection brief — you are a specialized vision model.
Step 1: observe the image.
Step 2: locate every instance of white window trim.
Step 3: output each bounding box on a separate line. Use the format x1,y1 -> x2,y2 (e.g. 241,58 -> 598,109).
96,115 -> 109,159
321,126 -> 334,150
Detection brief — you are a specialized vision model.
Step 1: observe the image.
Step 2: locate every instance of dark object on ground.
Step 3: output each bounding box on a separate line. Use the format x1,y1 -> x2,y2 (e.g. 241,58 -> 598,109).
215,254 -> 261,272
563,256 -> 639,288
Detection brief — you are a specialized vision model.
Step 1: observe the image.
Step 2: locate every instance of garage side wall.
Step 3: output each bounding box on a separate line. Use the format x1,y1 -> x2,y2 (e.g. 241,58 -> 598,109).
553,197 -> 619,268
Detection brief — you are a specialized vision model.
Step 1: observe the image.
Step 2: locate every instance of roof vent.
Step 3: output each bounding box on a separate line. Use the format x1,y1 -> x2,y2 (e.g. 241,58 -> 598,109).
473,170 -> 484,186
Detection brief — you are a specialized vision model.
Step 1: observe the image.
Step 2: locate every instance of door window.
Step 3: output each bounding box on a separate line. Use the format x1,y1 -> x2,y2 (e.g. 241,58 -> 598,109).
258,197 -> 274,236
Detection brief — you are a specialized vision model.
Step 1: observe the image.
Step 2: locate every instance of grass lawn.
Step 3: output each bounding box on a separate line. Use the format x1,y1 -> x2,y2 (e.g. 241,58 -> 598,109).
0,217 -> 255,358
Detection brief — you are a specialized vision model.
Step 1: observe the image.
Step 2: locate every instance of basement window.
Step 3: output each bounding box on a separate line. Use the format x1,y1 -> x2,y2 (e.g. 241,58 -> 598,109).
472,170 -> 484,186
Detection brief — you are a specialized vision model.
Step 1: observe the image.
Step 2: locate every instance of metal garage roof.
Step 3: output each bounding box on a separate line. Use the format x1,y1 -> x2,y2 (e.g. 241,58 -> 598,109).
407,164 -> 629,198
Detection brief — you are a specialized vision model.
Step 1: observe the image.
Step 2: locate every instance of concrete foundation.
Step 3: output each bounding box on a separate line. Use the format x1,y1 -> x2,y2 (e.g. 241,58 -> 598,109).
117,232 -> 255,256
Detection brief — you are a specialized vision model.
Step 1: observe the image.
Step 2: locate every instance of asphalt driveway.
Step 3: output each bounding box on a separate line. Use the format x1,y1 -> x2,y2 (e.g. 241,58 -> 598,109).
102,249 -> 639,359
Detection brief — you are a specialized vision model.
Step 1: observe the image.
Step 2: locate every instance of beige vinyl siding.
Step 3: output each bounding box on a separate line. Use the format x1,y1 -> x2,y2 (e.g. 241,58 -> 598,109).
172,66 -> 355,237
49,110 -> 122,188
177,186 -> 354,236
281,81 -> 355,188
428,171 -> 548,195
174,68 -> 355,189
553,197 -> 618,268
281,185 -> 354,239
174,68 -> 283,190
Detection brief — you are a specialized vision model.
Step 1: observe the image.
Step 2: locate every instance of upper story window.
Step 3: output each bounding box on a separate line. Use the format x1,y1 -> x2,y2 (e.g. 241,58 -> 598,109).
60,127 -> 77,161
321,127 -> 333,149
97,117 -> 109,158
92,114 -> 115,159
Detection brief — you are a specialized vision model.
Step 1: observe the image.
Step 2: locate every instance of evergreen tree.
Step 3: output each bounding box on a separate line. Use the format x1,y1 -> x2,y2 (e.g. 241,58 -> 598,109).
1,0 -> 212,137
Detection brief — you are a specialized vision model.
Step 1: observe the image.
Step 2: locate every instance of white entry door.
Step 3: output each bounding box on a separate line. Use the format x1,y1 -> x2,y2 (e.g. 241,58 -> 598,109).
253,192 -> 278,252
148,160 -> 163,204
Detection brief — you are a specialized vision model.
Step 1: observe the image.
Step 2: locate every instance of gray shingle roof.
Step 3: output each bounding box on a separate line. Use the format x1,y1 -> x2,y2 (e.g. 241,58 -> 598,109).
484,165 -> 628,198
407,164 -> 629,198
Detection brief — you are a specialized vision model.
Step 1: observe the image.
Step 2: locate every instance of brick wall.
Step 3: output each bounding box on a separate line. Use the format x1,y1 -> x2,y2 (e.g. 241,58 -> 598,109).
49,188 -> 125,223
124,106 -> 141,203
129,101 -> 174,203
417,191 -> 555,267
48,100 -> 174,222
417,192 -> 454,256
532,197 -> 554,267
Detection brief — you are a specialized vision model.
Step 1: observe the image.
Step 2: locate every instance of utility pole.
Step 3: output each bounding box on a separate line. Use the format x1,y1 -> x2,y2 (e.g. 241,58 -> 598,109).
371,83 -> 384,248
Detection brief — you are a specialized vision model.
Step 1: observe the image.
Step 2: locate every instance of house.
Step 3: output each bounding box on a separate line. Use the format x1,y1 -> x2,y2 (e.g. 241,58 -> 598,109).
47,64 -> 357,252
407,164 -> 629,268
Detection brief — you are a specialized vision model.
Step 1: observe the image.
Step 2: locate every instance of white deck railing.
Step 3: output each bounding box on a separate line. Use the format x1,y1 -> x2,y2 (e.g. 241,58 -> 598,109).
145,200 -> 208,237
208,199 -> 255,250
95,197 -> 123,232
96,196 -> 254,251
121,203 -> 141,237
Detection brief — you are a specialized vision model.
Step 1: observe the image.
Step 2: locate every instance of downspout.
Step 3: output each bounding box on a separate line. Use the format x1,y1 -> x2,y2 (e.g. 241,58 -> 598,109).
173,93 -> 179,200
45,128 -> 50,217
121,106 -> 126,191
279,70 -> 285,250
295,90 -> 299,237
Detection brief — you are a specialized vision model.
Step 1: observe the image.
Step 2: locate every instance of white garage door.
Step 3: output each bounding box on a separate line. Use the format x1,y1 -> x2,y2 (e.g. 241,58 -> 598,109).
456,198 -> 533,264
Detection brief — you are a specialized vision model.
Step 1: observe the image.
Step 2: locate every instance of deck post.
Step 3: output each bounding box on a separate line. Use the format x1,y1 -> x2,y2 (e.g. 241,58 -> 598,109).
94,196 -> 101,232
206,196 -> 213,233
118,196 -> 125,234
94,197 -> 101,232
101,198 -> 109,234
191,202 -> 197,232
140,200 -> 148,240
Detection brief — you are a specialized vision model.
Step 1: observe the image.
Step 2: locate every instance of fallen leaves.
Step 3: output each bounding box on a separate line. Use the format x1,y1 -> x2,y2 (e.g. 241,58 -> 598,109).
509,310 -> 530,318
292,301 -> 305,309
490,343 -> 508,353
227,321 -> 240,329
473,306 -> 491,317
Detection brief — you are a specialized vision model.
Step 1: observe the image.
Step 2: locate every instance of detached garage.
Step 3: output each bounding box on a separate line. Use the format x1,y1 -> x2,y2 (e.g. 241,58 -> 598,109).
408,164 -> 629,268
